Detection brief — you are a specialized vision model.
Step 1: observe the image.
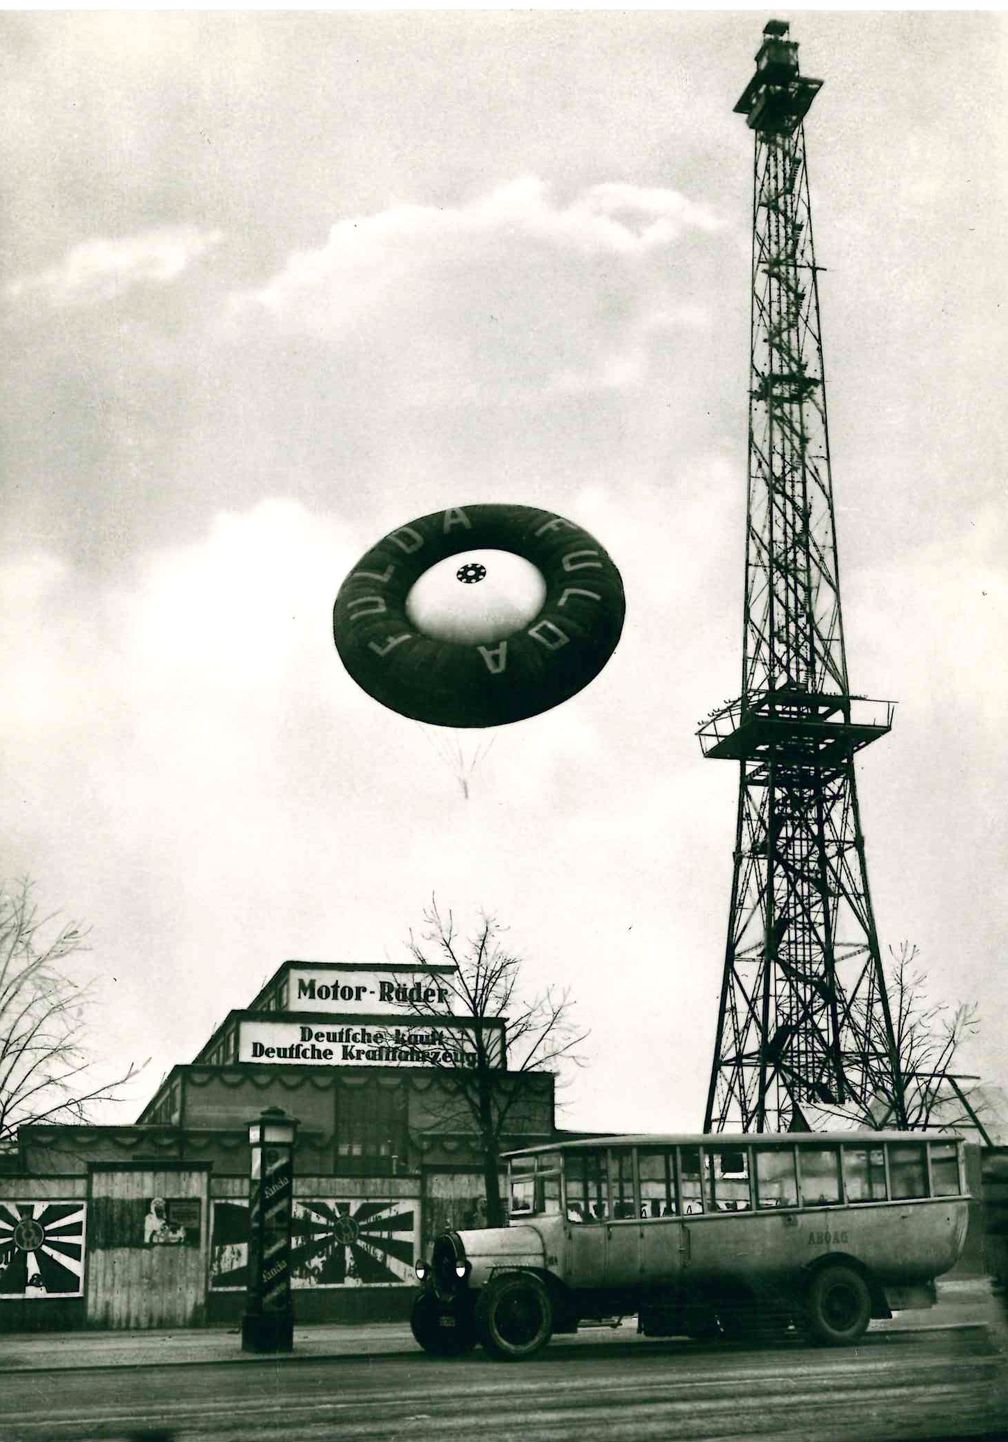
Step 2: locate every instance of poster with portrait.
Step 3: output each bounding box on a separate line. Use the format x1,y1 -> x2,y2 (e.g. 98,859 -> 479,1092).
143,1197 -> 201,1247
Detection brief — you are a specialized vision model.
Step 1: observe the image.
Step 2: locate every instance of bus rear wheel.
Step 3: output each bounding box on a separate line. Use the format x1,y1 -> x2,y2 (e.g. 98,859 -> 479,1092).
410,1292 -> 476,1357
475,1273 -> 553,1361
805,1264 -> 871,1346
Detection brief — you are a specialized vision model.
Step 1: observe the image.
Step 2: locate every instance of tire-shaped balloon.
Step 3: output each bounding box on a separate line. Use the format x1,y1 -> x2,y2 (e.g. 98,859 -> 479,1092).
333,504 -> 625,728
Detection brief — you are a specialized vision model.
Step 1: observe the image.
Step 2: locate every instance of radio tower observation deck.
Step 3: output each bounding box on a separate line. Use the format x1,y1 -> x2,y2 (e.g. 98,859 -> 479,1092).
699,20 -> 907,1133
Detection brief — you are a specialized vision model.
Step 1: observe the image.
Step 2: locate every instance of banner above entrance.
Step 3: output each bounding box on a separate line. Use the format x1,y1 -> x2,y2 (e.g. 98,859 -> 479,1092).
237,1016 -> 505,1069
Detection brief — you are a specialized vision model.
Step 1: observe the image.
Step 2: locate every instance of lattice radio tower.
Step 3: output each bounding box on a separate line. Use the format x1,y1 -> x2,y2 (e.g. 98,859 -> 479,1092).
699,21 -> 908,1133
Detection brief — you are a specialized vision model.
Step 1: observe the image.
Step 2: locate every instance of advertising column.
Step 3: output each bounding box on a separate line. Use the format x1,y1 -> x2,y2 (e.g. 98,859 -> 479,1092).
241,1107 -> 298,1353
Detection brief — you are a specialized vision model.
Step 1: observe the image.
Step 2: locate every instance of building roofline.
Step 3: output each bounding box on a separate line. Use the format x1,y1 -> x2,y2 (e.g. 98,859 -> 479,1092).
138,1052 -> 553,1125
244,957 -> 456,1014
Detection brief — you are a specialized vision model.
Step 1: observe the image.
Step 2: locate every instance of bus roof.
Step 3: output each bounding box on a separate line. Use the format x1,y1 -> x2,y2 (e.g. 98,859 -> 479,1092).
503,1130 -> 961,1159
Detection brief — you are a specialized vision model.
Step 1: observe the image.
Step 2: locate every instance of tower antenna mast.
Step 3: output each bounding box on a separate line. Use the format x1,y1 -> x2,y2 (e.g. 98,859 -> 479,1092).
699,20 -> 907,1132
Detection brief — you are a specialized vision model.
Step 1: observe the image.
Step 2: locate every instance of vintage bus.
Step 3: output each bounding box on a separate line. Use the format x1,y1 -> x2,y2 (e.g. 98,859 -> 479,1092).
410,1131 -> 969,1361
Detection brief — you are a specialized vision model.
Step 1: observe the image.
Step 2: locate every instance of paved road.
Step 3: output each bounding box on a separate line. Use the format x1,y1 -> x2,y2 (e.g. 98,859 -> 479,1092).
4,1324 -> 1006,1442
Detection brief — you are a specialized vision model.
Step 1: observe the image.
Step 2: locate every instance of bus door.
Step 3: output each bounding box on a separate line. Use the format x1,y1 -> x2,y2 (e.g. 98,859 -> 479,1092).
563,1148 -> 609,1289
639,1146 -> 694,1287
604,1147 -> 641,1287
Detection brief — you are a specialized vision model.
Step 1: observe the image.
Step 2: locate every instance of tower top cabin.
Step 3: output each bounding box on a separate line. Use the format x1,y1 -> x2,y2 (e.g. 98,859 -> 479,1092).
734,19 -> 823,133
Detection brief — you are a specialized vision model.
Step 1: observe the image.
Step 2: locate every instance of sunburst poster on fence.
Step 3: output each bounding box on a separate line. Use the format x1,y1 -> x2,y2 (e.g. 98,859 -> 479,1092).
209,1196 -> 417,1290
0,1201 -> 87,1298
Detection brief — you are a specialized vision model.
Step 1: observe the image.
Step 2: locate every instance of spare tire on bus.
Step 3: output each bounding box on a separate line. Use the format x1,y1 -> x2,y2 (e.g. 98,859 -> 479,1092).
475,1272 -> 553,1361
805,1263 -> 871,1346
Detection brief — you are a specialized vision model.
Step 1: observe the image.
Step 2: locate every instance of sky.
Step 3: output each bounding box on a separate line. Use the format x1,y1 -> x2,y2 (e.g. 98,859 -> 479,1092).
1,9 -> 1006,1137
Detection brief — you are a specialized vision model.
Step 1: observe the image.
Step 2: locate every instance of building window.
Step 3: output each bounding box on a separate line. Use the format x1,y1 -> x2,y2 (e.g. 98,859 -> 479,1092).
335,1082 -> 406,1175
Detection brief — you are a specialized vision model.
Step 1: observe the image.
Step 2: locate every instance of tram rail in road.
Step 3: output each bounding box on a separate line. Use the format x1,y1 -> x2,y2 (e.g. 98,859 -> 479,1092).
3,1322 -> 1006,1442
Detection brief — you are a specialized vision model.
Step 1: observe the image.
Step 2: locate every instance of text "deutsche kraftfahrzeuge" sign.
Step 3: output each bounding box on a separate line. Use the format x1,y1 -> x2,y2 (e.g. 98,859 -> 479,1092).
237,1017 -> 504,1068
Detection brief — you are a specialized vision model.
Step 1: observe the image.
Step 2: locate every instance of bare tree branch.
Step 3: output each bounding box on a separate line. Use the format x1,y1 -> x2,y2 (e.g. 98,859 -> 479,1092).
398,897 -> 587,1226
867,941 -> 982,1132
0,878 -> 147,1145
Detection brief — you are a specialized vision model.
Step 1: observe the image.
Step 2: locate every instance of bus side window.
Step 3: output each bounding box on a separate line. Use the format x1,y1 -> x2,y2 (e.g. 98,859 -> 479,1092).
889,1142 -> 928,1199
542,1172 -> 562,1215
568,1149 -> 609,1220
929,1142 -> 961,1198
639,1150 -> 677,1217
565,1153 -> 591,1222
679,1146 -> 705,1214
755,1147 -> 797,1208
798,1145 -> 842,1206
707,1147 -> 751,1210
611,1148 -> 636,1219
844,1146 -> 887,1202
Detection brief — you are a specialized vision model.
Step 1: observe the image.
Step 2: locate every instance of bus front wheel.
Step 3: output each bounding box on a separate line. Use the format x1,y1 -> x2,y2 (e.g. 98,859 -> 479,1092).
475,1273 -> 553,1361
805,1264 -> 871,1346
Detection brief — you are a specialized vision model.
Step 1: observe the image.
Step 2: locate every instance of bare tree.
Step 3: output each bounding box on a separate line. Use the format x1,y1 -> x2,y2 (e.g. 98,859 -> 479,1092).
872,941 -> 983,1133
401,899 -> 587,1227
0,879 -> 145,1146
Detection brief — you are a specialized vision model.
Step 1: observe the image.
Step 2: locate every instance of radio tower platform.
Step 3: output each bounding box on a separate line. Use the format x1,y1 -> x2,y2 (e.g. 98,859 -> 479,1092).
699,21 -> 907,1133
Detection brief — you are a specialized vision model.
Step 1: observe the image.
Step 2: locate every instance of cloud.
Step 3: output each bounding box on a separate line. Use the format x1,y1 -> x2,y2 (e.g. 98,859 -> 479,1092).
0,551 -> 68,607
549,302 -> 712,394
226,177 -> 721,400
844,502 -> 1008,736
125,498 -> 355,692
242,177 -> 720,316
6,226 -> 223,307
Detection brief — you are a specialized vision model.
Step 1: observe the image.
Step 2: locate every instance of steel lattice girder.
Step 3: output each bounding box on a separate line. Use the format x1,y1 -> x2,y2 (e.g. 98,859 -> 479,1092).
709,757 -> 901,1132
704,26 -> 905,1134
